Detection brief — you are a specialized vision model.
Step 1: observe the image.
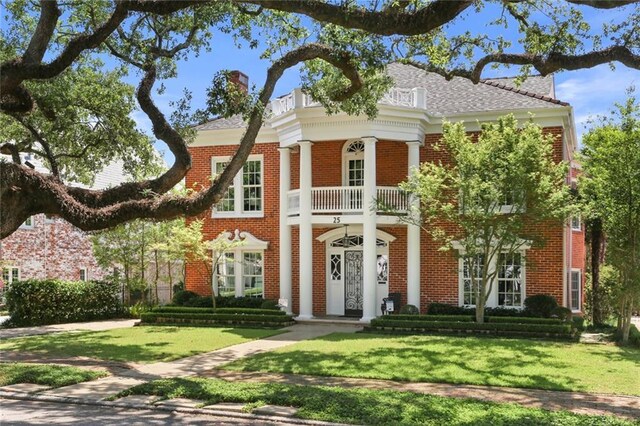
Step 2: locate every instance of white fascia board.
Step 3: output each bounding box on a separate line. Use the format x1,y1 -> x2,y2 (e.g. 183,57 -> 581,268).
191,126 -> 278,147
275,104 -> 432,146
425,107 -> 571,133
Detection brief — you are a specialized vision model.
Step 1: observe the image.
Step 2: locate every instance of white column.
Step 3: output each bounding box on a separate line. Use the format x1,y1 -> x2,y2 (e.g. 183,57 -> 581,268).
406,141 -> 422,309
297,140 -> 314,319
361,137 -> 378,322
278,147 -> 293,314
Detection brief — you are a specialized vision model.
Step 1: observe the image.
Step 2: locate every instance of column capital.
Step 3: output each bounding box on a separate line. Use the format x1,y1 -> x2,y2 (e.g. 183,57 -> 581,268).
406,140 -> 422,147
297,139 -> 314,147
277,146 -> 292,152
361,136 -> 378,145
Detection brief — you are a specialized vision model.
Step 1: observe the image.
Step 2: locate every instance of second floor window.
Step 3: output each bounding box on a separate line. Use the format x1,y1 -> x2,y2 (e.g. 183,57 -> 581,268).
211,155 -> 263,216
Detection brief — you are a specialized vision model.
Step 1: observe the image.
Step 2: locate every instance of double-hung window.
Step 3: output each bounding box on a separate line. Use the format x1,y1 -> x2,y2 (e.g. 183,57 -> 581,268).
570,269 -> 581,312
212,230 -> 268,298
456,243 -> 528,308
79,268 -> 88,282
2,267 -> 20,285
211,155 -> 263,217
571,216 -> 581,231
497,253 -> 523,307
461,255 -> 484,306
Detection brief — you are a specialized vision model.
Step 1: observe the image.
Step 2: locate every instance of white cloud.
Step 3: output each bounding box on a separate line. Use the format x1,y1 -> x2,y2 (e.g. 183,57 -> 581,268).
555,64 -> 638,146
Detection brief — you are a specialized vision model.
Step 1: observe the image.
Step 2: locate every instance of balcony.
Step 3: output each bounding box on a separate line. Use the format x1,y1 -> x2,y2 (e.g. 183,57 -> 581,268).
271,87 -> 427,117
287,186 -> 408,216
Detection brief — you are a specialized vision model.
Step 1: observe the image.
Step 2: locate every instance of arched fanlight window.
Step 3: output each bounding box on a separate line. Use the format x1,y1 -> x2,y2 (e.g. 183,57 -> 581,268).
343,140 -> 365,187
345,140 -> 365,153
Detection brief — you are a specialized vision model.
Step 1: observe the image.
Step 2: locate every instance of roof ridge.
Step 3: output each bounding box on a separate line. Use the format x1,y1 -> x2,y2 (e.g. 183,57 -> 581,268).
479,79 -> 568,107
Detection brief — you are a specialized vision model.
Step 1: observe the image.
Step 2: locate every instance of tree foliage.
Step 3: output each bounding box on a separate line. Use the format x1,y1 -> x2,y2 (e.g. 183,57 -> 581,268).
0,0 -> 639,237
580,93 -> 640,343
399,115 -> 572,322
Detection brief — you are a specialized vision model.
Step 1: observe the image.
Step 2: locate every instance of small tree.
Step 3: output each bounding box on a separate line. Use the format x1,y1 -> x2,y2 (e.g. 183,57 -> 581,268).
400,115 -> 572,323
581,93 -> 640,343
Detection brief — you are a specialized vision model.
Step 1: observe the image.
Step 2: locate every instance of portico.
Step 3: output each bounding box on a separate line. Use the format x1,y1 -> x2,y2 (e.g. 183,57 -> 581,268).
278,137 -> 422,322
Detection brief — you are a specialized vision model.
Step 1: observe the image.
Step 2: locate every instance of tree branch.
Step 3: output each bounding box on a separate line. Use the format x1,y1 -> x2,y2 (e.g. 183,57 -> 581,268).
404,45 -> 640,83
238,0 -> 473,36
1,43 -> 362,236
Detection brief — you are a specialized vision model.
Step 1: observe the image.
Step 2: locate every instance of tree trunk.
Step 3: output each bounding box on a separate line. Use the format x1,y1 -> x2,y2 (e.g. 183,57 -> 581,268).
153,250 -> 160,305
620,297 -> 632,344
476,280 -> 485,323
589,218 -> 606,325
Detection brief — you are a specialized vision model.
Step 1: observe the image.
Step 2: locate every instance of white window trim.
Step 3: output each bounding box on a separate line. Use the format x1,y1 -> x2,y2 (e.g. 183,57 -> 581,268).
2,266 -> 20,284
571,216 -> 581,231
342,139 -> 365,187
212,230 -> 268,297
79,267 -> 88,282
210,154 -> 264,218
454,242 -> 529,309
570,268 -> 582,313
20,216 -> 34,229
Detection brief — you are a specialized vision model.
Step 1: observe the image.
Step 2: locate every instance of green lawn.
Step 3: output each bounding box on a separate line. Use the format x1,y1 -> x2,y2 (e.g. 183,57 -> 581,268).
0,362 -> 107,387
0,326 -> 283,363
224,333 -> 640,396
117,377 -> 633,426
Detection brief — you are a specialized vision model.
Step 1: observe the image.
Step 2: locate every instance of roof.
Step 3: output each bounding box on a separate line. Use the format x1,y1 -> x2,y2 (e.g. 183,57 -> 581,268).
1,154 -> 129,190
195,63 -> 569,130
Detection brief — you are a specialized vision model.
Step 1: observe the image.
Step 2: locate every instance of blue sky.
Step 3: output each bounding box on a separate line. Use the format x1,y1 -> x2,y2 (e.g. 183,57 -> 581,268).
124,4 -> 638,163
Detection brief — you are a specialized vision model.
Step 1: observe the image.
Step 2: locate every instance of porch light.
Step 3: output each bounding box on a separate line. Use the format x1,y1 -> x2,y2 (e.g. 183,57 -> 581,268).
342,224 -> 349,246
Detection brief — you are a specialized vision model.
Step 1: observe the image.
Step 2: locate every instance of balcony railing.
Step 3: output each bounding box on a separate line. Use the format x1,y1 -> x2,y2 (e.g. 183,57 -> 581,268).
271,87 -> 427,117
286,186 -> 408,216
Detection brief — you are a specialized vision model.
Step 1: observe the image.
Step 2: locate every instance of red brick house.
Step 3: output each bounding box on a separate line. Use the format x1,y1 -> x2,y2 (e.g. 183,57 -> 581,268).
0,159 -> 127,286
185,64 -> 585,321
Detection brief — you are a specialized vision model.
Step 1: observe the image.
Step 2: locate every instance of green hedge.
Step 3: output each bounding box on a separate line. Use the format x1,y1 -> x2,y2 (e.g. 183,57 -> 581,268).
140,312 -> 294,325
486,316 -> 565,325
368,320 -> 572,335
5,279 -> 124,326
153,307 -> 286,316
381,315 -> 475,322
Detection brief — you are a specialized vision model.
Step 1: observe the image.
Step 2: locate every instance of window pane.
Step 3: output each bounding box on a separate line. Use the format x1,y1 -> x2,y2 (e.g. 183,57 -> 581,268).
462,255 -> 483,306
214,162 -> 235,212
571,271 -> 580,310
242,252 -> 263,297
497,253 -> 524,307
216,253 -> 236,297
242,160 -> 262,212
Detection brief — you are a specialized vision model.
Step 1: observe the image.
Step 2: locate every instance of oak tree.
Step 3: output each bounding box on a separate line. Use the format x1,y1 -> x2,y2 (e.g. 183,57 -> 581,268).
1,0 -> 639,238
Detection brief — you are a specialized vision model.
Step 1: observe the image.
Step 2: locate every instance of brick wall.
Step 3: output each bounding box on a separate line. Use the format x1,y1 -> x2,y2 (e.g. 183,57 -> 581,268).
0,214 -> 108,281
186,126 -> 575,313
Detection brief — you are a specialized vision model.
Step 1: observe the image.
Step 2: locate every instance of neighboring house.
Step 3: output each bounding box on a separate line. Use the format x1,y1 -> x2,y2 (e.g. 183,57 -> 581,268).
0,158 -> 128,285
185,63 -> 585,321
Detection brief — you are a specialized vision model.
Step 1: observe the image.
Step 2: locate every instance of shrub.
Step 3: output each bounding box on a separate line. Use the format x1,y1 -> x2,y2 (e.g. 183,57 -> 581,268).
551,306 -> 572,322
427,303 -> 473,315
215,296 -> 264,309
615,324 -> 640,348
5,279 -> 124,326
385,314 -> 474,322
130,301 -> 154,319
399,304 -> 419,315
486,316 -> 565,325
571,316 -> 586,331
151,306 -> 287,316
172,290 -> 199,306
484,307 -> 526,317
368,319 -> 572,335
185,296 -> 214,308
140,312 -> 294,327
260,299 -> 280,310
523,294 -> 558,318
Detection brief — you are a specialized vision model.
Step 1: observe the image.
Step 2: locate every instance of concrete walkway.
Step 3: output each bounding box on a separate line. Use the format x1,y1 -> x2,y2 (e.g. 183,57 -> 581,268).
0,319 -> 139,340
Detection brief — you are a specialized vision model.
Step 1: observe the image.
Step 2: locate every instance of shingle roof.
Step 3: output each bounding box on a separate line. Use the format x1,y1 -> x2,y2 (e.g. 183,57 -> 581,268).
387,63 -> 566,116
196,63 -> 569,130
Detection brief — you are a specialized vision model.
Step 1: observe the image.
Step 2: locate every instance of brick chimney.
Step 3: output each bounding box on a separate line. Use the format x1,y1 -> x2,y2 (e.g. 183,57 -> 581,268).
229,70 -> 249,93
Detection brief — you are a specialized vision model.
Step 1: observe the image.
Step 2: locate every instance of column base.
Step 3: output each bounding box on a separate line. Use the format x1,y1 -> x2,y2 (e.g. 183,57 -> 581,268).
295,314 -> 314,321
359,316 -> 376,324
